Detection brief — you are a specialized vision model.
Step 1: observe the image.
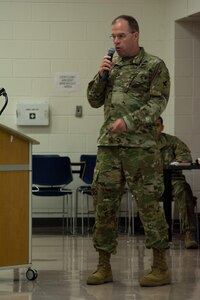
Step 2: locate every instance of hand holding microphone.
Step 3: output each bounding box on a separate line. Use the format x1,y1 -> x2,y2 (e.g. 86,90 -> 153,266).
100,47 -> 115,81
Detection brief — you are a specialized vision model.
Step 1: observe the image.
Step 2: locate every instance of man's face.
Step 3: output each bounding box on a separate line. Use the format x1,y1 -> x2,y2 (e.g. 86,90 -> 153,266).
155,119 -> 164,139
111,19 -> 139,58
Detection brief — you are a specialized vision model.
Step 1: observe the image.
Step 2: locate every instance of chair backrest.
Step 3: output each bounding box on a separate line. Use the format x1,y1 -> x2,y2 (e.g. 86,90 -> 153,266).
32,155 -> 73,186
80,154 -> 97,184
32,154 -> 60,157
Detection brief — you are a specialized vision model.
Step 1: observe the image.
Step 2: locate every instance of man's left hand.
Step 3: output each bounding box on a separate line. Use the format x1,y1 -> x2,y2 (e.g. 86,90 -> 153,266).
110,119 -> 128,133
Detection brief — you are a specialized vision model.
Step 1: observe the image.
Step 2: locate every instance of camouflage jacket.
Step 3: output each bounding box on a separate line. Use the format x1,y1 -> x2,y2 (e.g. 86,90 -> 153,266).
87,47 -> 170,148
157,133 -> 192,165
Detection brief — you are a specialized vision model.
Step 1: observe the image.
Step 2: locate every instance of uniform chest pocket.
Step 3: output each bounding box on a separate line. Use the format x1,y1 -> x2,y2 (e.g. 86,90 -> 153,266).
109,68 -> 150,93
127,71 -> 150,93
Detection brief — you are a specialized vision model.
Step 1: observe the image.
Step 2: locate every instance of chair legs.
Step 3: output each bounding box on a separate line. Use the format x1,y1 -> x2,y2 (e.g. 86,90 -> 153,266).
118,190 -> 135,236
81,191 -> 93,235
81,191 -> 84,235
74,188 -> 93,235
171,200 -> 199,243
63,193 -> 74,234
128,192 -> 135,237
62,196 -> 66,233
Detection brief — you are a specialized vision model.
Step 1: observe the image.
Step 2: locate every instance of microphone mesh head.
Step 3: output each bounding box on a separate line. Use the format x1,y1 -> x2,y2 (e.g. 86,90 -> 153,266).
108,47 -> 115,56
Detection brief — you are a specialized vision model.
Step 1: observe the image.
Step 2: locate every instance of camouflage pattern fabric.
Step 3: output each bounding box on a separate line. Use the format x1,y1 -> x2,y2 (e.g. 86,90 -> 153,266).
92,147 -> 169,253
87,47 -> 170,148
158,133 -> 192,164
87,47 -> 170,254
158,133 -> 196,233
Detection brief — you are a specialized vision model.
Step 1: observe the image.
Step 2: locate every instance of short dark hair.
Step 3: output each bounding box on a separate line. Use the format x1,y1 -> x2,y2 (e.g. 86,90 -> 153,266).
111,15 -> 139,33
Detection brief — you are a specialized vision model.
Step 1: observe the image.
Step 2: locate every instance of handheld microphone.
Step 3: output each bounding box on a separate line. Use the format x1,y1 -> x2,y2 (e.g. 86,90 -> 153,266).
102,47 -> 115,81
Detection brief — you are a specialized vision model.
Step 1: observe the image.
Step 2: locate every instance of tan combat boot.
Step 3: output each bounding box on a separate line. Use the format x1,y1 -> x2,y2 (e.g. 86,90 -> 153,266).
87,250 -> 113,285
184,231 -> 198,249
139,248 -> 171,287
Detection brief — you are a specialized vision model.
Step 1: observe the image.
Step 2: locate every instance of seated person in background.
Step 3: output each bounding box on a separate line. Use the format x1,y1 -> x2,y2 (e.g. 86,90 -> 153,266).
155,116 -> 198,249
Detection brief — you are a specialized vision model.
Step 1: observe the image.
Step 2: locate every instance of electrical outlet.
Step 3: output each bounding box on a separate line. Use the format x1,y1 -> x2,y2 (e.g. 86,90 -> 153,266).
75,105 -> 82,117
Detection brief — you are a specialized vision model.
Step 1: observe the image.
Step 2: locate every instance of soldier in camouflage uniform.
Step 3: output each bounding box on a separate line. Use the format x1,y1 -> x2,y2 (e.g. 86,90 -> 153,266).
155,117 -> 198,249
87,15 -> 171,287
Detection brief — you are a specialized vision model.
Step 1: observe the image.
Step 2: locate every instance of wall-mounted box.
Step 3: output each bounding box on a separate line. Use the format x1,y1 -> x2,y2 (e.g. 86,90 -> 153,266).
16,102 -> 49,126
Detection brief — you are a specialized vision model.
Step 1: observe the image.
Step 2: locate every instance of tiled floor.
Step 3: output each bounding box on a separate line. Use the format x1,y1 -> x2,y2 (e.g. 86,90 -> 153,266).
0,233 -> 199,300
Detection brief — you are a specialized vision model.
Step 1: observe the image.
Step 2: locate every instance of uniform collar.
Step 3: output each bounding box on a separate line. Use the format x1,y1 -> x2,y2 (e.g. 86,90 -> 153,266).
115,47 -> 145,66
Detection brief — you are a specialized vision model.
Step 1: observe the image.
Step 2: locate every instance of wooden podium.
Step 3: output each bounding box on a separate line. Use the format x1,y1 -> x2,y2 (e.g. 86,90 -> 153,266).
0,123 -> 39,269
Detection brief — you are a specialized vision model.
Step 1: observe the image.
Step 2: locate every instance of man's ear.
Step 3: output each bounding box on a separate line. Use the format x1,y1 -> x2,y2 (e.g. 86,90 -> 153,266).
133,31 -> 139,41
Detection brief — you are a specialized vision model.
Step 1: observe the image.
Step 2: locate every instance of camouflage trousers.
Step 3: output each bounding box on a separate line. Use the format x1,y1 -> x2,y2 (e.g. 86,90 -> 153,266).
92,146 -> 169,254
171,173 -> 196,233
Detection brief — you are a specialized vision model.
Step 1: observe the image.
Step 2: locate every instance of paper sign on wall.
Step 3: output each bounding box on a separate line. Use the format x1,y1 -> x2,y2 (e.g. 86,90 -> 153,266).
55,72 -> 80,92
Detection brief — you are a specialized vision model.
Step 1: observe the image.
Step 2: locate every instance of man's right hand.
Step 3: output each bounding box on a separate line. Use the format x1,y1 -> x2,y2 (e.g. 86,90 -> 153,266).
99,56 -> 114,78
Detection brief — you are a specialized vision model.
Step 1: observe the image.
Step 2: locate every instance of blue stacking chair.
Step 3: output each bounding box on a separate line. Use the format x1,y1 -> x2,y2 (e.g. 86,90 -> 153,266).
76,154 -> 97,235
32,155 -> 74,233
